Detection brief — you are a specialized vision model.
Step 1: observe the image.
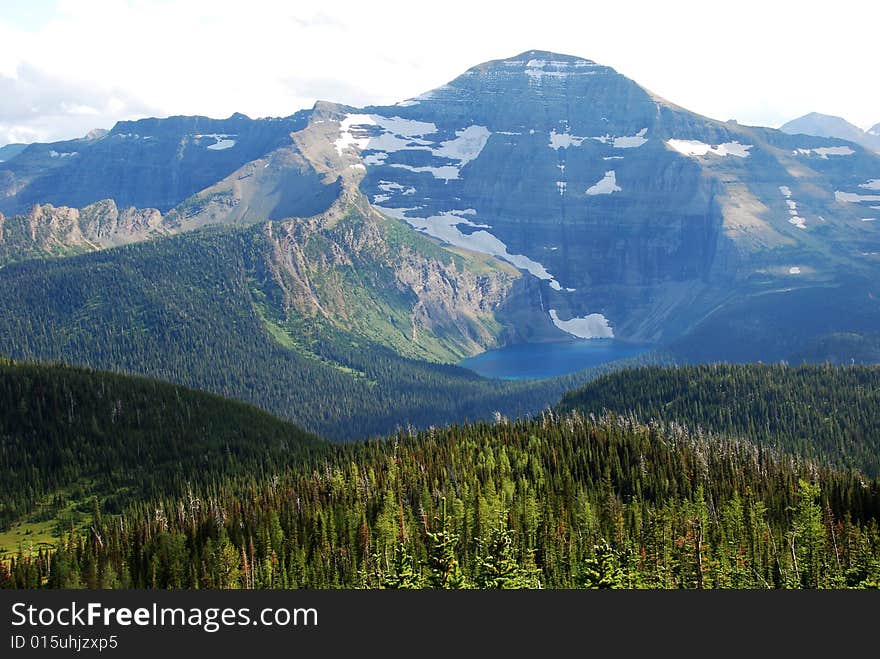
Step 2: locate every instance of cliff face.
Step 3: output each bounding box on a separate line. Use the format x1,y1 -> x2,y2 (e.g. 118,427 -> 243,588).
0,200 -> 170,263
257,191 -> 524,362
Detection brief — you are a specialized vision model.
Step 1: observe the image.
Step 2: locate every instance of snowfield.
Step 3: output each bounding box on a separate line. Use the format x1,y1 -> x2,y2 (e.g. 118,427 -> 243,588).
585,171 -> 621,195
549,310 -> 614,339
667,139 -> 752,158
795,146 -> 855,158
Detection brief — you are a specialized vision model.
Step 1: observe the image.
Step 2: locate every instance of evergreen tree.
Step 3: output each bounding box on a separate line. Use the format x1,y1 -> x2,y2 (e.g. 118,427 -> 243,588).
474,513 -> 534,589
579,541 -> 625,589
377,542 -> 422,589
425,498 -> 466,589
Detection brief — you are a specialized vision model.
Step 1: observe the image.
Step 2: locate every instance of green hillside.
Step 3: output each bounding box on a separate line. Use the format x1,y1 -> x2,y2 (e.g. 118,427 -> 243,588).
558,363 -> 880,476
5,407 -> 879,589
0,359 -> 329,529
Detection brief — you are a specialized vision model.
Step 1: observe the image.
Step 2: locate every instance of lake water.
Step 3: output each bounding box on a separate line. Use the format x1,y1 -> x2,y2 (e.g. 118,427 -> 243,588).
459,339 -> 652,380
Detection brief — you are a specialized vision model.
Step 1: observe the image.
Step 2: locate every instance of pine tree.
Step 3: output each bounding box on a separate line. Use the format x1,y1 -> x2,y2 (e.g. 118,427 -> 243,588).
377,542 -> 422,589
425,498 -> 466,589
474,513 -> 533,589
579,540 -> 624,589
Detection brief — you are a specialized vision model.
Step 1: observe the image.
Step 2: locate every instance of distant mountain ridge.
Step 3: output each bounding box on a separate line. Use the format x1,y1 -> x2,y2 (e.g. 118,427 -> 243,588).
0,143 -> 27,163
780,112 -> 880,153
0,112 -> 316,214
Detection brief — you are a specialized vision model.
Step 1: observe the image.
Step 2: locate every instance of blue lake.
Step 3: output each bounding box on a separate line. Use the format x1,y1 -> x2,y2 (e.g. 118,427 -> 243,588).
459,339 -> 652,380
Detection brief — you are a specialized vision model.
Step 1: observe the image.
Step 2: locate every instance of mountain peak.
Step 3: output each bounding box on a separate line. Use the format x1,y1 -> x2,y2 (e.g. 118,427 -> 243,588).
478,50 -> 608,75
504,50 -> 600,66
781,112 -> 880,153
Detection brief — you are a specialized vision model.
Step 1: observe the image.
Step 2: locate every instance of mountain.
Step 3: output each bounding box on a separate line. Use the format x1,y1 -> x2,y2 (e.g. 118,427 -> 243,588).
320,52 -> 880,360
3,50 -> 880,376
780,112 -> 880,153
0,143 -> 28,163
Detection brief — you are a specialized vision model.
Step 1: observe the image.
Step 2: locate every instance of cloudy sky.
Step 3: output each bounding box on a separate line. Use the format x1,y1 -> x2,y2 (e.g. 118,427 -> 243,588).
1,0 -> 877,146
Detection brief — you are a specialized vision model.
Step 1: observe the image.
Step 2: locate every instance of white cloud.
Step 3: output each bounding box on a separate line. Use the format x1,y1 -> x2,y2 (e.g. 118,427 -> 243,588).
0,0 -> 878,146
0,63 -> 159,144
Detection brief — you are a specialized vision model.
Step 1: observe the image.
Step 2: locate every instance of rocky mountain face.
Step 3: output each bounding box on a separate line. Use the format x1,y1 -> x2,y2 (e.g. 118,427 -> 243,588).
0,200 -> 167,264
2,50 -> 880,363
253,190 -> 528,362
781,112 -> 880,153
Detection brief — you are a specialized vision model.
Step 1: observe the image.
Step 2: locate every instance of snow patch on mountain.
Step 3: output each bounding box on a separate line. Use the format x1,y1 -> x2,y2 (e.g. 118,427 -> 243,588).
432,125 -> 491,165
667,139 -> 752,158
585,171 -> 621,195
549,309 -> 614,339
836,191 -> 880,203
197,134 -> 237,150
335,114 -> 436,157
363,153 -> 387,166
607,128 -> 649,148
372,116 -> 437,137
390,164 -> 461,182
335,114 -> 376,155
524,58 -> 598,83
375,204 -> 568,290
337,114 -> 490,179
378,180 -> 416,195
779,186 -> 806,229
549,130 -> 586,150
859,179 -> 880,191
789,267 -> 801,274
794,146 -> 855,158
549,128 -> 648,151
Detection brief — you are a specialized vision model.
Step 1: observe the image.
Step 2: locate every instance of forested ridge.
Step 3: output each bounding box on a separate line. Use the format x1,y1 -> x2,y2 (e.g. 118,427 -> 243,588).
2,362 -> 878,589
558,364 -> 880,476
0,359 -> 329,527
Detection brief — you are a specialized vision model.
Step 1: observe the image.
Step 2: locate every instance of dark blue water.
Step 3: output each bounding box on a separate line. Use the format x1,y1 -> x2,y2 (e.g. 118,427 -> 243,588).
459,339 -> 651,380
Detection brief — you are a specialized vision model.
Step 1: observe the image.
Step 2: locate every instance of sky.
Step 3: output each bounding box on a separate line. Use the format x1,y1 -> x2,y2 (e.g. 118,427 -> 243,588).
1,0 -> 878,146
